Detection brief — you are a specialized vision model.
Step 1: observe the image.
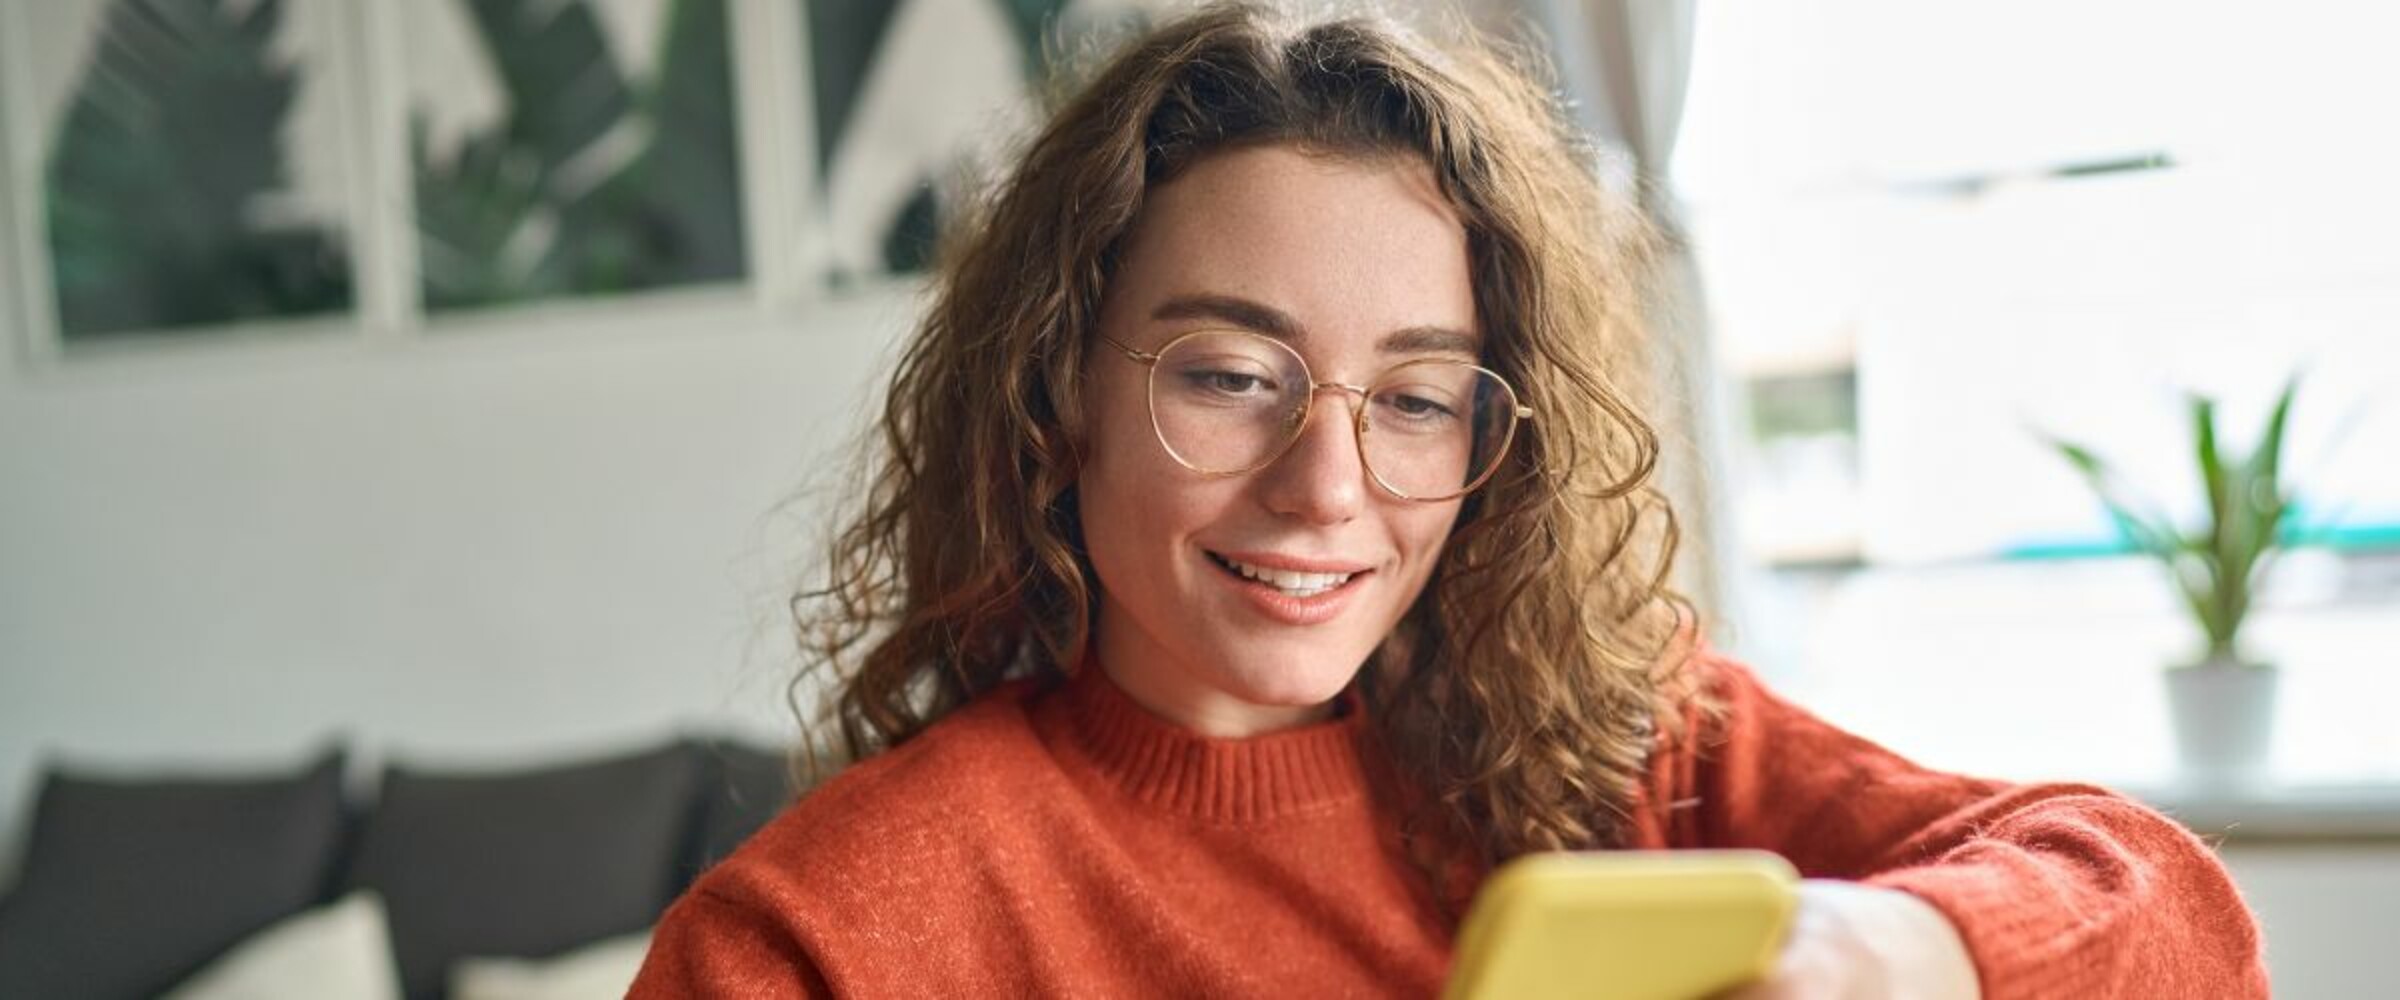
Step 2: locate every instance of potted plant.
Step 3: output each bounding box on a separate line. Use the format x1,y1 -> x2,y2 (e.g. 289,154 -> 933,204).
2044,379 -> 2299,786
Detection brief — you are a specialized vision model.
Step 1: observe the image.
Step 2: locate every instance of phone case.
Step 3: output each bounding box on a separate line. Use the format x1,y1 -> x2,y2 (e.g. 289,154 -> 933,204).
1444,849 -> 1800,1000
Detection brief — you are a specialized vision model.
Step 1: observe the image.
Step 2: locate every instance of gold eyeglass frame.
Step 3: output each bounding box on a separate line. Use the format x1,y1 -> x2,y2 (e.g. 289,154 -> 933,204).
1100,329 -> 1535,502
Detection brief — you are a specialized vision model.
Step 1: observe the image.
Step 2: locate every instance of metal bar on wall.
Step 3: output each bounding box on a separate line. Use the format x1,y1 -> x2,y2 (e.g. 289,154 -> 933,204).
731,0 -> 819,314
349,0 -> 423,342
0,0 -> 62,368
0,3 -> 21,376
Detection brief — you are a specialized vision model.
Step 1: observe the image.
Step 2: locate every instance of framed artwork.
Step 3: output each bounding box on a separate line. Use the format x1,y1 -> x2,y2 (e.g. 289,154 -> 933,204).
402,0 -> 748,311
11,0 -> 358,343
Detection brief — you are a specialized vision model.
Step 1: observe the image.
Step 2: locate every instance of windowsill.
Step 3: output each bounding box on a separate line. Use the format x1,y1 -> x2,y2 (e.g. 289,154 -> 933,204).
2127,782 -> 2400,843
1743,553 -> 2400,843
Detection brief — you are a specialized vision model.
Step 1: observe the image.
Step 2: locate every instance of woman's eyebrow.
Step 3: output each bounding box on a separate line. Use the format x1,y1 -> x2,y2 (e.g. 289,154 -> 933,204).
1153,293 -> 1298,338
1150,293 -> 1478,355
1380,325 -> 1479,356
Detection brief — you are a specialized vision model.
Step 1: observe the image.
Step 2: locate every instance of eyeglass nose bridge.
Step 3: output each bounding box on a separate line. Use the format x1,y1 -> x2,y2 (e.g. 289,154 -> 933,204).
1285,380 -> 1374,426
1263,379 -> 1390,475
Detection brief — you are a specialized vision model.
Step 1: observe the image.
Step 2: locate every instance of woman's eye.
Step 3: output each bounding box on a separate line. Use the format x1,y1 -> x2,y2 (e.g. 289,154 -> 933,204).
1184,370 -> 1272,395
1383,391 -> 1458,420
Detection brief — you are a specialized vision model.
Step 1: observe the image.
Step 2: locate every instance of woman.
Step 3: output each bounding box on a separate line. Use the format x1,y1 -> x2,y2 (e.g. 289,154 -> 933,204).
633,4 -> 2267,996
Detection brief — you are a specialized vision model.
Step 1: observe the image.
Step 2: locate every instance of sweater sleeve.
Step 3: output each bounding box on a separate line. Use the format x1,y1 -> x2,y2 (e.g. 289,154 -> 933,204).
1652,657 -> 2268,1000
628,885 -> 832,1000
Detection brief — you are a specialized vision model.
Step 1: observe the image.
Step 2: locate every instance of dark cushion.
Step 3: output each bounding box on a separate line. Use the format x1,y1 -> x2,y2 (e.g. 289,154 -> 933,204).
345,741 -> 699,1000
683,738 -> 799,884
0,749 -> 347,1000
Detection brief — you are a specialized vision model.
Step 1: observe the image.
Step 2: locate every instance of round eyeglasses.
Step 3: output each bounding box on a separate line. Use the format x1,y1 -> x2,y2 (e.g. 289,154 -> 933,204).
1100,329 -> 1533,502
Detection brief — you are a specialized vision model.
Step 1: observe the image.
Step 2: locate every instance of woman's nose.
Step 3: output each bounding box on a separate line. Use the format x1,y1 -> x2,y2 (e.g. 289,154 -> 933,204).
1255,387 -> 1369,524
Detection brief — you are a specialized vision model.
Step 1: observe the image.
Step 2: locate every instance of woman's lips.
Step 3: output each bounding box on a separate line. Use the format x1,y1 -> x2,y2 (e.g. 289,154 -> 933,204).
1208,549 -> 1375,575
1204,549 -> 1370,626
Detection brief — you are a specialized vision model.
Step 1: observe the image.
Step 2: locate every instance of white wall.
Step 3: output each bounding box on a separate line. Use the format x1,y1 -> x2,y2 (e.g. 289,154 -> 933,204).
0,289 -> 916,883
2224,844 -> 2400,1000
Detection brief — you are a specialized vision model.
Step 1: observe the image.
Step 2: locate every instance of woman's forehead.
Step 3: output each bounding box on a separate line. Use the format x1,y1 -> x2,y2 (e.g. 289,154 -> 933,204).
1145,292 -> 1479,359
1110,145 -> 1478,350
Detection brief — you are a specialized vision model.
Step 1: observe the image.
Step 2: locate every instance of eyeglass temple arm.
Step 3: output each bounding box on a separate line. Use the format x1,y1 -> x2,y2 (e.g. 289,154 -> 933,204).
1099,334 -> 1160,364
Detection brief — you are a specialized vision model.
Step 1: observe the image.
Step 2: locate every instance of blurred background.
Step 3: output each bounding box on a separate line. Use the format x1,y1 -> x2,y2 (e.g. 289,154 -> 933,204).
0,0 -> 2393,997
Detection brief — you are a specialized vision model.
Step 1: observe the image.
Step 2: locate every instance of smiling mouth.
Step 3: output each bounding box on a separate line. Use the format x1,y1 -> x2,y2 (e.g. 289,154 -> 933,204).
1205,551 -> 1364,598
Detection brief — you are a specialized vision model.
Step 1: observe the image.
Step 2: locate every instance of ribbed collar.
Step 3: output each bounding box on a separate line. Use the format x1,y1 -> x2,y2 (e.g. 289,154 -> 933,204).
1046,661 -> 1372,824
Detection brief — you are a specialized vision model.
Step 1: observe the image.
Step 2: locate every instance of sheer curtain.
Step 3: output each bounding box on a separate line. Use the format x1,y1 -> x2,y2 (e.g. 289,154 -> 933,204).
1519,0 -> 1744,640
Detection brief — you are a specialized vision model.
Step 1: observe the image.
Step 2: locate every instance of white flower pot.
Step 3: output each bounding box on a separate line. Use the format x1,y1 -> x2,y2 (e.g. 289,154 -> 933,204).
2163,656 -> 2278,788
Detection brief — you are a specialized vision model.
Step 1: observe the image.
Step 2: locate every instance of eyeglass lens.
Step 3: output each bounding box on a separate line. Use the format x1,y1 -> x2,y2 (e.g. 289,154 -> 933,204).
1146,331 -> 1517,499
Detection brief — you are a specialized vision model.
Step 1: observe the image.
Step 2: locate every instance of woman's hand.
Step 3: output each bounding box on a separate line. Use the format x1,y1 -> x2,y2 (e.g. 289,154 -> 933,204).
1718,880 -> 1981,1000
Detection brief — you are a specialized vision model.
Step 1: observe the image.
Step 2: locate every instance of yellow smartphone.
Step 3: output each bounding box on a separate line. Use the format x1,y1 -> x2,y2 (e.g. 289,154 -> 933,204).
1444,849 -> 1799,1000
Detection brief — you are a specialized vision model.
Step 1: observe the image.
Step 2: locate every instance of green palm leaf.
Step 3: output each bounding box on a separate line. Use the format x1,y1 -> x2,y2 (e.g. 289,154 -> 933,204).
46,0 -> 351,338
580,0 -> 747,289
415,0 -> 743,308
2042,378 -> 2304,662
414,0 -> 634,309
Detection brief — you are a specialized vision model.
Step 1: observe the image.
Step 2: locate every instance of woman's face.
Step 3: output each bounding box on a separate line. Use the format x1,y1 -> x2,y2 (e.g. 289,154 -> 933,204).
1079,144 -> 1478,736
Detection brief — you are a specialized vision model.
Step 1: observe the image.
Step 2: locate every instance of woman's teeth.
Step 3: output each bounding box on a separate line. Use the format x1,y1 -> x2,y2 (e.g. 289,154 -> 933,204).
1217,555 -> 1355,597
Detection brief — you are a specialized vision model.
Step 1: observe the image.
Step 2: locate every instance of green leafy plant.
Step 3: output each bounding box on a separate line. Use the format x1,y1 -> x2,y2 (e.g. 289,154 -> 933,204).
45,0 -> 352,339
807,0 -> 1070,276
2043,379 -> 2300,666
413,0 -> 745,310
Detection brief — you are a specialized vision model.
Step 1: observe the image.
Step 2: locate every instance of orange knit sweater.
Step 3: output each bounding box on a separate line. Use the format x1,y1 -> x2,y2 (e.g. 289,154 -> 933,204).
630,657 -> 2268,998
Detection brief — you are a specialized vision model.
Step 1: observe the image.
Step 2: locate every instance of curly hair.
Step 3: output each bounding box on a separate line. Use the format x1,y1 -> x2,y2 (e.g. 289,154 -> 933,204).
792,0 -> 1699,881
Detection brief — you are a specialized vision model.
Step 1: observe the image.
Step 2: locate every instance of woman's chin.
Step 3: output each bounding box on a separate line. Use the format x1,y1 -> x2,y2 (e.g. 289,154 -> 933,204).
1216,659 -> 1364,713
